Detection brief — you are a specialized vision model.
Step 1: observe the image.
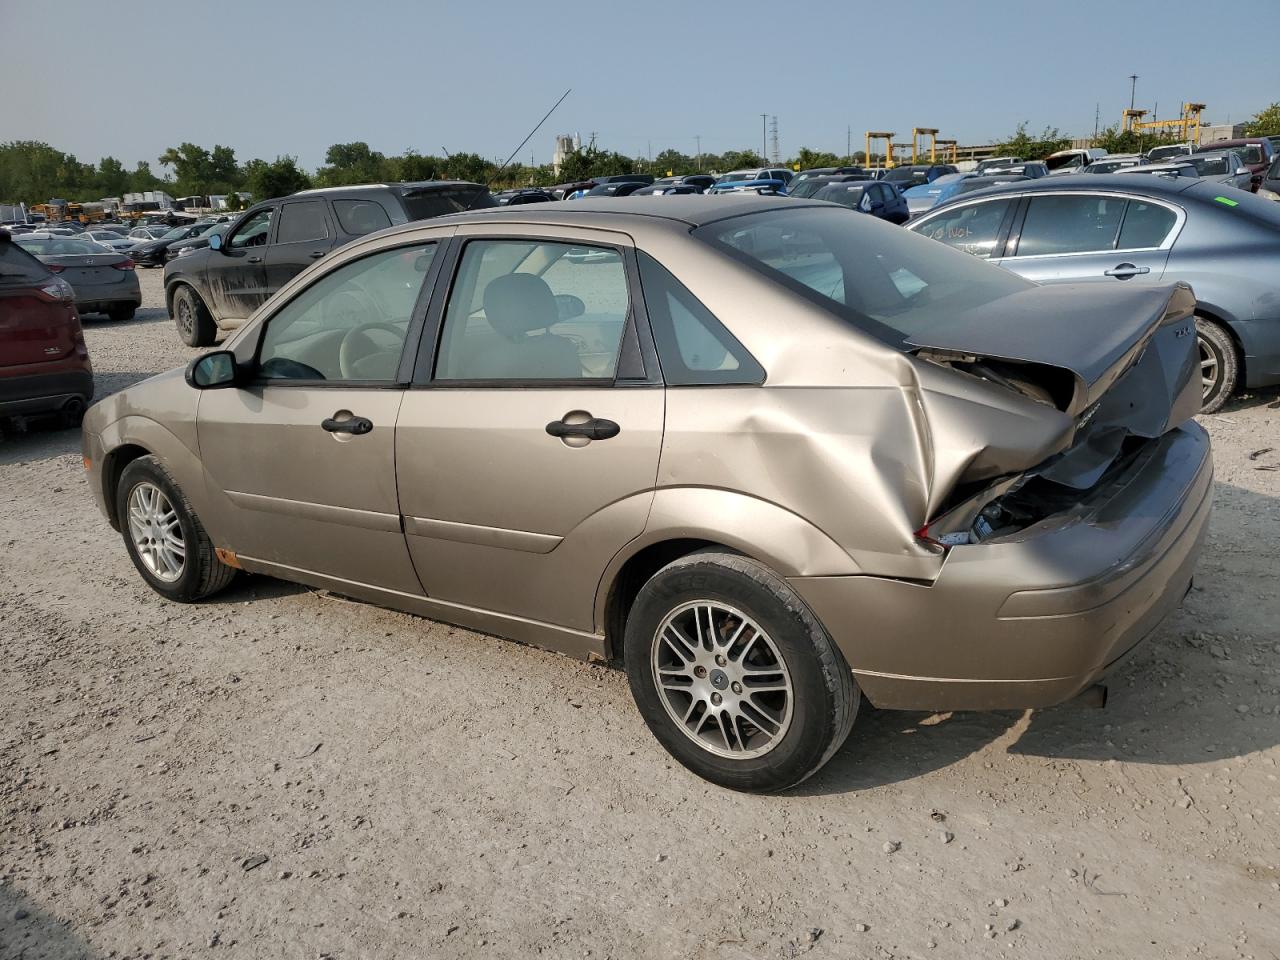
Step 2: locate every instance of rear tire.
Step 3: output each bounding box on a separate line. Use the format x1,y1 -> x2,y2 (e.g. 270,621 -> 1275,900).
1196,317 -> 1238,414
108,304 -> 136,322
623,550 -> 857,792
116,455 -> 236,602
173,285 -> 217,347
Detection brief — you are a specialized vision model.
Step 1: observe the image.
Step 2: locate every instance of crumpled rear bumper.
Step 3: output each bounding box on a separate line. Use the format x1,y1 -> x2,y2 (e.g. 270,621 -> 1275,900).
791,422 -> 1212,710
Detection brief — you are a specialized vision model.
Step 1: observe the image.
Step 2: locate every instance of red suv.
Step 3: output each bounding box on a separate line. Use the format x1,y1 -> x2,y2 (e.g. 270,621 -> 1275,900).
0,229 -> 94,427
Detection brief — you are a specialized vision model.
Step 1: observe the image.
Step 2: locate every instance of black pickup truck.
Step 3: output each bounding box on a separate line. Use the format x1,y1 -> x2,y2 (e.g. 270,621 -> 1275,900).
164,181 -> 493,346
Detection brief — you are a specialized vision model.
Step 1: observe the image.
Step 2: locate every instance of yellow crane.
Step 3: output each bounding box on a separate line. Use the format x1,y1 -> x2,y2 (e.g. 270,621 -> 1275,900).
1122,102 -> 1207,144
935,138 -> 958,164
865,131 -> 895,169
911,127 -> 940,163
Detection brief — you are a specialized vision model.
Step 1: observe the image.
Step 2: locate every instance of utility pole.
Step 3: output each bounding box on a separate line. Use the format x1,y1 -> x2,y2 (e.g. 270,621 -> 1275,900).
769,116 -> 780,164
847,125 -> 852,163
695,135 -> 702,172
761,114 -> 768,164
1128,74 -> 1138,112
1094,103 -> 1100,139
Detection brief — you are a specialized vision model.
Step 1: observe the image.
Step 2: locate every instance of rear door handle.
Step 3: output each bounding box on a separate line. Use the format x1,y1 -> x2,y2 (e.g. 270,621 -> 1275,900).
322,415 -> 373,435
545,416 -> 620,441
309,250 -> 325,259
1104,263 -> 1150,279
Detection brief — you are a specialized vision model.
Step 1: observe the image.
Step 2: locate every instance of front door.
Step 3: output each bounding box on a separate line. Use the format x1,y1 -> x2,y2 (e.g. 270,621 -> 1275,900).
197,239 -> 442,594
994,193 -> 1177,286
207,205 -> 274,322
395,231 -> 664,632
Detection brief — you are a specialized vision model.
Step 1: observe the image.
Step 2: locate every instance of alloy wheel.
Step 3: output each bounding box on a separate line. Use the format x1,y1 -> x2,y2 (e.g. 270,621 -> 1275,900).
651,601 -> 794,759
1198,333 -> 1220,401
126,482 -> 185,582
177,297 -> 193,338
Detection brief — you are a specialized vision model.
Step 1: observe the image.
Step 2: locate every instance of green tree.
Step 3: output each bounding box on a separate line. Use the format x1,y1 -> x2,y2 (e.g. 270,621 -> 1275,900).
242,156 -> 311,201
994,123 -> 1072,161
223,192 -> 247,212
209,145 -> 241,189
1242,102 -> 1280,138
159,142 -> 215,196
1091,123 -> 1183,155
718,149 -> 766,172
95,156 -> 130,197
316,141 -> 392,186
128,160 -> 166,194
652,149 -> 695,176
394,149 -> 443,182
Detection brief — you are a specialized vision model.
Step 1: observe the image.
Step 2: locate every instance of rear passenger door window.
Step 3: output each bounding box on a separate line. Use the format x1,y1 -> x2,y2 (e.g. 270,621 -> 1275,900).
275,200 -> 330,245
434,240 -> 631,382
1014,195 -> 1125,257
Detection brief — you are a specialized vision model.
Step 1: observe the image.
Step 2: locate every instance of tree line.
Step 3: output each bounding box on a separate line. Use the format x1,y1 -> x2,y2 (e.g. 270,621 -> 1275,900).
3,103 -> 1276,206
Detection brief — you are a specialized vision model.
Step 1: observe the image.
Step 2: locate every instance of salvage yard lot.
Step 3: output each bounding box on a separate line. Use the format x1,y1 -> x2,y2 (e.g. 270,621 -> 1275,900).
3,267 -> 1280,959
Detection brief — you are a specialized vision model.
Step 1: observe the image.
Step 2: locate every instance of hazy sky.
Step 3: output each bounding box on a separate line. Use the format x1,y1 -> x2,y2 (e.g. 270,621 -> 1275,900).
5,0 -> 1278,170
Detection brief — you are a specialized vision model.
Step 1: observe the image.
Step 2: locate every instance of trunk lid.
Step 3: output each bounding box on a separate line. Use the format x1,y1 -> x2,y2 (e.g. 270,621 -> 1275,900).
909,281 -> 1200,516
41,253 -> 130,288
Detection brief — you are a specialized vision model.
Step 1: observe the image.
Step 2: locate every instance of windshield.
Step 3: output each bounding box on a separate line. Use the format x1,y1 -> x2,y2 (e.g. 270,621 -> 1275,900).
883,168 -> 922,182
1147,146 -> 1188,162
1086,160 -> 1137,174
696,207 -> 1031,348
976,158 -> 1018,174
788,179 -> 835,199
1189,155 -> 1231,176
717,173 -> 756,184
1045,153 -> 1084,172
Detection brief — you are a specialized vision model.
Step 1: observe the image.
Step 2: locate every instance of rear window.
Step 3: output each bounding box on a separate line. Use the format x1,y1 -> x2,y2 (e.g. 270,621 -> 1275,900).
333,199 -> 392,235
399,186 -> 495,221
0,238 -> 52,283
696,207 -> 1032,348
1186,180 -> 1280,230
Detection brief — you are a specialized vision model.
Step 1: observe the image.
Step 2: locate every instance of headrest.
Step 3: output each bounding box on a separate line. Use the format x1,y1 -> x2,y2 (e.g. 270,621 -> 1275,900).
483,273 -> 559,341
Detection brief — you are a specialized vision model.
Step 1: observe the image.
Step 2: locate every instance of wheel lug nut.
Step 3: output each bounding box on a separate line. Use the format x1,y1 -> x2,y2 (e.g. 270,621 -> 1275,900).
694,666 -> 707,678
715,654 -> 727,666
731,682 -> 742,695
711,692 -> 722,706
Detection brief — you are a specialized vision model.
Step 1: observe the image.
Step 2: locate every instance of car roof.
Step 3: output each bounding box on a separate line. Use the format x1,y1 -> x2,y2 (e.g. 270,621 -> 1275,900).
947,172 -> 1201,200
289,180 -> 483,199
408,195 -> 829,233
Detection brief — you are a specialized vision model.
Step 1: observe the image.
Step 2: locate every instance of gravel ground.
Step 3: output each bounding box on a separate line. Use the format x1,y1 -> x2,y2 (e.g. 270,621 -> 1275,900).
2,266 -> 1279,959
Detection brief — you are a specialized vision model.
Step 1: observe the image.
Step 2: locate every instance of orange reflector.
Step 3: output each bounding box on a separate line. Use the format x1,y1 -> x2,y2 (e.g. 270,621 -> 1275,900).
215,548 -> 243,569
82,457 -> 91,470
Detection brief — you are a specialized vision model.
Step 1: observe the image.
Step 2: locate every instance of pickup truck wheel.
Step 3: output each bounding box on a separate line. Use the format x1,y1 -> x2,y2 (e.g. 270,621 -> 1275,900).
174,285 -> 216,347
116,455 -> 236,602
624,550 -> 857,792
1196,318 -> 1238,414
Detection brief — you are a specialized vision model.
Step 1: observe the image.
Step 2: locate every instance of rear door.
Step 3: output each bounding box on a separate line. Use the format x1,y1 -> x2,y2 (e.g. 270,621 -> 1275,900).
264,199 -> 335,294
393,226 -> 665,633
993,192 -> 1180,286
206,205 -> 275,321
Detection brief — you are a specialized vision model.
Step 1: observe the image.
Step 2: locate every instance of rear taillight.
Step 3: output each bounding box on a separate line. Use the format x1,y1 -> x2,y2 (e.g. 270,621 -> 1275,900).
112,259 -> 135,271
46,264 -> 66,273
37,278 -> 75,302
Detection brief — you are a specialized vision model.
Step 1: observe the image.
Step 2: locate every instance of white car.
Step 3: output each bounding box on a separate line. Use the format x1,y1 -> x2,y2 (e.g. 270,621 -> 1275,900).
77,230 -> 137,252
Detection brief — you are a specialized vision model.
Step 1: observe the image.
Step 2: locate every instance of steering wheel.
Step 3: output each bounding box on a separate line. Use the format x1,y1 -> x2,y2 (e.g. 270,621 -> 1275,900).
339,322 -> 404,379
325,287 -> 379,329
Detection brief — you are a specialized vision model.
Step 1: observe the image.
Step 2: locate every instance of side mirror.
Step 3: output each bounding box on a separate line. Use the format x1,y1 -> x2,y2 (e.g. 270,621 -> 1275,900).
185,351 -> 239,390
554,293 -> 586,320
208,233 -> 224,252
1237,167 -> 1250,176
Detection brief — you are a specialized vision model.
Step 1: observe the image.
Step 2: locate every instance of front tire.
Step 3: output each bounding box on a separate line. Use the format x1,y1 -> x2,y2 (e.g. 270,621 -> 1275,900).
116,455 -> 236,602
624,551 -> 857,792
173,285 -> 217,347
1196,317 -> 1238,414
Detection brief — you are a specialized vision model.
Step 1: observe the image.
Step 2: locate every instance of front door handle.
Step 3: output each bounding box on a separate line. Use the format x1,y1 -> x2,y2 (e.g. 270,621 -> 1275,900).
247,256 -> 263,264
545,416 -> 620,441
1104,263 -> 1151,279
309,250 -> 325,259
322,415 -> 373,435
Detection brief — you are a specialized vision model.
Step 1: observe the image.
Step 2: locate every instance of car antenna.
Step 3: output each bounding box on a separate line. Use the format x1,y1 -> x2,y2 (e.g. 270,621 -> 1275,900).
467,88 -> 572,209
